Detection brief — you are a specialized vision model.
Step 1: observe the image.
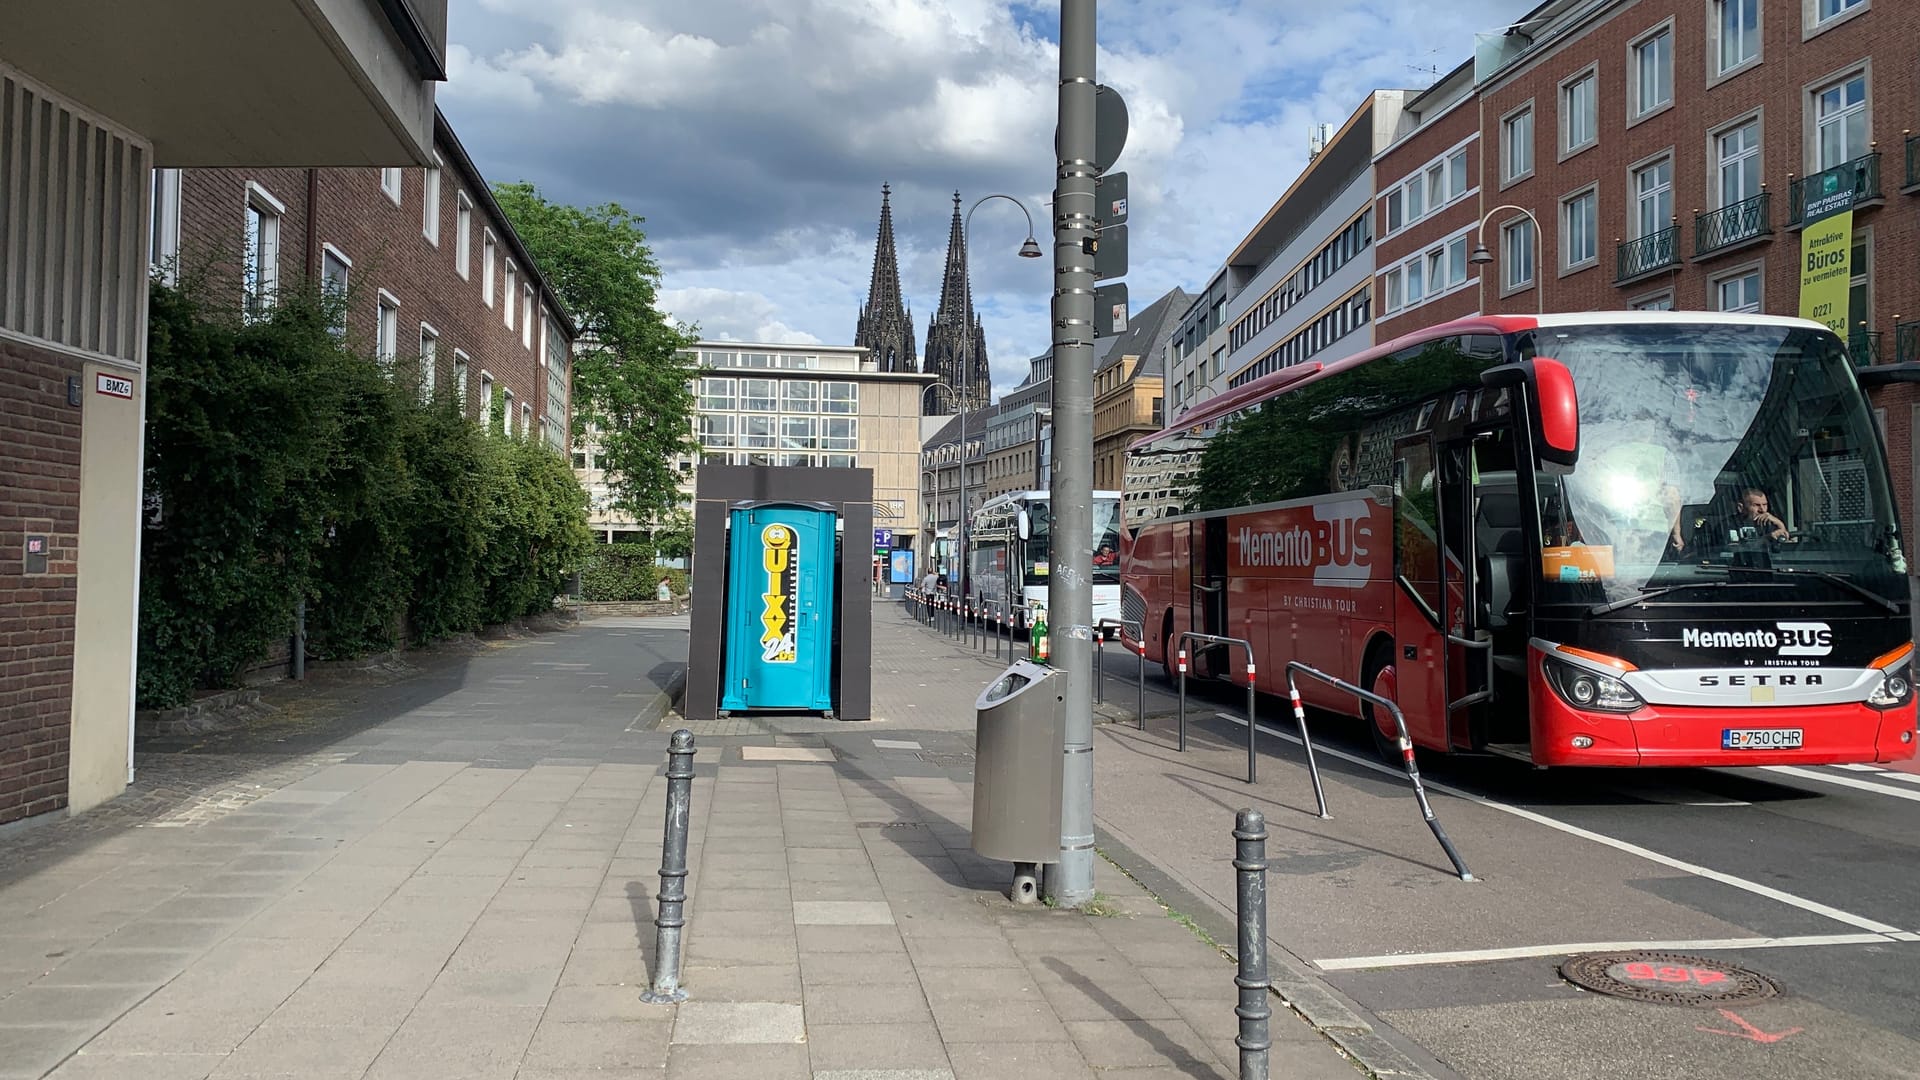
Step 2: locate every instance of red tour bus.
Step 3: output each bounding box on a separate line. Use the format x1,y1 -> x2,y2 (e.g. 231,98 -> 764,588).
1120,312 -> 1917,767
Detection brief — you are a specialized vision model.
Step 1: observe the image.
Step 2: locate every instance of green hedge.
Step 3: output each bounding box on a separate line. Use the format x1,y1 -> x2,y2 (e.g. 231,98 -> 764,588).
579,543 -> 659,601
137,278 -> 590,709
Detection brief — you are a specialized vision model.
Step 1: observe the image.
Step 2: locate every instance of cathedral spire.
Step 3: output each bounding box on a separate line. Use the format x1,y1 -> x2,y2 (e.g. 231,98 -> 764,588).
923,191 -> 990,414
854,183 -> 917,374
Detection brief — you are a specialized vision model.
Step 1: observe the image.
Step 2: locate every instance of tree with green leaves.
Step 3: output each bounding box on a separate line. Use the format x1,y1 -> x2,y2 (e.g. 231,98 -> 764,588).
492,182 -> 700,520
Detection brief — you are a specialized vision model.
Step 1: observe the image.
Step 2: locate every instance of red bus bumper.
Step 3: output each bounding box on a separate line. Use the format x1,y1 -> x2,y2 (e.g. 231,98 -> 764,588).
1527,679 -> 1919,768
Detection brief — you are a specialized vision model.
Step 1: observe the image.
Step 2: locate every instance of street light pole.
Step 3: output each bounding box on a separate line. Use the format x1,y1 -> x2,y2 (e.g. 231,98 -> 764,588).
1045,0 -> 1098,909
1469,204 -> 1545,316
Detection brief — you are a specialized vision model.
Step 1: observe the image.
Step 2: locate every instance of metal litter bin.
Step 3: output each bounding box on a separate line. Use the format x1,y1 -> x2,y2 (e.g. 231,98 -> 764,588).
971,660 -> 1064,882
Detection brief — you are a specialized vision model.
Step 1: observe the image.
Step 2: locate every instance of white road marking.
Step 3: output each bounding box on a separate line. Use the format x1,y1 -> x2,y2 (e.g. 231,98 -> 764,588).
1207,710 -> 1904,935
1762,765 -> 1920,803
1315,933 -> 1904,971
1834,763 -> 1881,771
872,739 -> 922,751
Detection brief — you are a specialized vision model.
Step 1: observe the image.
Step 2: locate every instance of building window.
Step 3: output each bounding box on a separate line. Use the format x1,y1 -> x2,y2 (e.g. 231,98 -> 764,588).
822,381 -> 858,414
1561,188 -> 1598,269
242,182 -> 284,321
454,350 -> 470,415
321,244 -> 351,337
482,229 -> 497,307
742,378 -> 777,411
823,417 -> 858,451
381,167 -> 403,204
1630,26 -> 1673,119
1383,267 -> 1404,312
522,402 -> 533,437
1633,156 -> 1673,238
1814,72 -> 1868,169
1714,0 -> 1760,75
376,292 -> 399,367
418,324 -> 438,399
1632,291 -> 1675,310
699,414 -> 737,447
698,376 -> 737,411
522,284 -> 535,349
501,389 -> 515,435
150,168 -> 181,284
1502,107 -> 1533,183
479,371 -> 495,425
1562,69 -> 1597,154
1715,267 -> 1762,312
455,193 -> 472,278
1810,0 -> 1867,30
1848,231 -> 1871,338
503,261 -> 517,329
1502,217 -> 1536,290
422,157 -> 441,245
1385,189 -> 1404,233
781,416 -> 818,451
782,380 -> 818,412
1715,118 -> 1762,207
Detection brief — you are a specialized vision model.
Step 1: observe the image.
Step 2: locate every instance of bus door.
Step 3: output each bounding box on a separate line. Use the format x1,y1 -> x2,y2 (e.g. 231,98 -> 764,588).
1437,430 -> 1521,752
1191,517 -> 1230,677
1390,436 -> 1450,749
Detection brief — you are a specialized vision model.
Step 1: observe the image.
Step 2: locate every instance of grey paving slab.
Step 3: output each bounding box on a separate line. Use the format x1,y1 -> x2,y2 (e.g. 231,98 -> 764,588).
46,1051 -> 228,1080
813,1071 -> 956,1080
793,900 -> 896,925
216,1019 -> 396,1077
0,1022 -> 96,1078
943,1041 -> 1095,1080
804,1021 -> 951,1072
803,981 -> 937,1026
666,1043 -> 810,1080
670,1001 -> 805,1045
521,1017 -> 673,1071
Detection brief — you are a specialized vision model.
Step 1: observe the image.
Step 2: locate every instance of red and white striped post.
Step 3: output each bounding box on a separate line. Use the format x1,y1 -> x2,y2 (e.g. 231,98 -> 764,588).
1176,647 -> 1189,752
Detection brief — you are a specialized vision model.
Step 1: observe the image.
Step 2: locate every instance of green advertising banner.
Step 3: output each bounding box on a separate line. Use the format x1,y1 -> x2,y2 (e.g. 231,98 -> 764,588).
1798,172 -> 1856,336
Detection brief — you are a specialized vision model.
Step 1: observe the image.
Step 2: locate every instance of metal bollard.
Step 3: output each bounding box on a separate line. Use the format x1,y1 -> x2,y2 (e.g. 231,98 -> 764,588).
1136,635 -> 1146,731
1176,649 -> 1188,752
1233,808 -> 1271,1080
642,729 -> 696,1004
1094,631 -> 1104,704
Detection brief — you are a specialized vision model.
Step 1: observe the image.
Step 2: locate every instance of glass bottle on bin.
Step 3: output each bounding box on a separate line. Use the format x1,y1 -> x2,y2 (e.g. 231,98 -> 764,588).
1029,602 -> 1049,665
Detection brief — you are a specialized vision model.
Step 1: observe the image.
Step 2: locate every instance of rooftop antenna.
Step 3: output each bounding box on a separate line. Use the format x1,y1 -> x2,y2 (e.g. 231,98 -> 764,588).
1307,122 -> 1335,161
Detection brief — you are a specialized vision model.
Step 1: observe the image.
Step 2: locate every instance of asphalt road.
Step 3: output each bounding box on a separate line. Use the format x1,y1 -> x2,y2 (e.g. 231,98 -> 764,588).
1089,646 -> 1920,1080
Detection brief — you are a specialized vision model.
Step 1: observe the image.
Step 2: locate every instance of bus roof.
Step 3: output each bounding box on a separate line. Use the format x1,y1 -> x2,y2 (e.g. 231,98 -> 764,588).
976,489 -> 1121,511
1128,310 -> 1836,454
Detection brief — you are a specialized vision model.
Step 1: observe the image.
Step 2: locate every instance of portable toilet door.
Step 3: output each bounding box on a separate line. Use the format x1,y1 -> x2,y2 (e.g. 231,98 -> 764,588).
721,504 -> 838,713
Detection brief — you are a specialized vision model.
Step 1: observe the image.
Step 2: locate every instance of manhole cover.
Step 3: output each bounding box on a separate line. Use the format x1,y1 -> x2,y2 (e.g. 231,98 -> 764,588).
1559,952 -> 1781,1007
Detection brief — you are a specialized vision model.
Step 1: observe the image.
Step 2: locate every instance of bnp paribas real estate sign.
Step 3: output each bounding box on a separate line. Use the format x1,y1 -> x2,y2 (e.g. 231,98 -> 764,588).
1798,170 -> 1856,336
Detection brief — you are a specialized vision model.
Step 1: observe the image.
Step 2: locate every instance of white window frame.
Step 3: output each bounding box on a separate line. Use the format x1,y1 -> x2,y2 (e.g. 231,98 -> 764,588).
504,260 -> 517,329
1500,102 -> 1534,186
453,349 -> 471,415
381,167 -> 403,204
320,242 -> 351,337
1803,0 -> 1869,40
1709,0 -> 1763,84
242,181 -> 285,322
522,284 -> 535,350
1379,225 -> 1474,315
1500,216 -> 1536,294
1631,289 -> 1676,311
375,290 -> 400,368
521,401 -> 533,437
502,389 -> 516,435
478,370 -> 496,425
1559,65 -> 1599,159
422,155 -> 442,246
455,192 -> 473,279
149,167 -> 181,284
1712,261 -> 1765,312
1627,20 -> 1675,124
1631,151 -> 1675,240
1807,66 -> 1871,173
1711,111 -> 1764,209
482,229 -> 498,307
1560,185 -> 1599,273
1380,135 -> 1477,235
418,322 -> 438,399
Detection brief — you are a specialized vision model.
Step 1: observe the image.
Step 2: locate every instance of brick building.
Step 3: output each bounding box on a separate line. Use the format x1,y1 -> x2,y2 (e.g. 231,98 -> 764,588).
1373,0 -> 1919,531
163,109 -> 575,449
1,3 -> 443,827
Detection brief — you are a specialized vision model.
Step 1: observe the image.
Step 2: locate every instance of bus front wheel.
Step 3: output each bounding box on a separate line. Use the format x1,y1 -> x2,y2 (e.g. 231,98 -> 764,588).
1361,643 -> 1401,765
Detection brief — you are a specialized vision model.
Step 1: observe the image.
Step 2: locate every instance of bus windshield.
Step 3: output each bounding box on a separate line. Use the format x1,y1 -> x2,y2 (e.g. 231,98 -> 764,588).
1528,321 -> 1907,609
1028,498 -> 1123,585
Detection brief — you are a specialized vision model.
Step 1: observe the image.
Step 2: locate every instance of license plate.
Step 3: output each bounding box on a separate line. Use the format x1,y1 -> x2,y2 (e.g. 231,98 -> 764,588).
1722,728 -> 1804,750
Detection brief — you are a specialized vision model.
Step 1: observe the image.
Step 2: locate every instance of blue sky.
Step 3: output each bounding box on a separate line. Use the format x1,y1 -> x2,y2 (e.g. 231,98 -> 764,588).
443,0 -> 1534,397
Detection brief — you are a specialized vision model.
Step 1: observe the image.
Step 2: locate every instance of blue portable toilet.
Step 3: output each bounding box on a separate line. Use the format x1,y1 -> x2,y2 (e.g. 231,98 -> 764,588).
721,503 -> 838,713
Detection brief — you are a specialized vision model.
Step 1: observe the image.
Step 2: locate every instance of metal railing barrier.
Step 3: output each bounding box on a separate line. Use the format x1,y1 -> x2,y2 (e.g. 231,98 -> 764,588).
1177,631 -> 1260,783
1283,660 -> 1474,881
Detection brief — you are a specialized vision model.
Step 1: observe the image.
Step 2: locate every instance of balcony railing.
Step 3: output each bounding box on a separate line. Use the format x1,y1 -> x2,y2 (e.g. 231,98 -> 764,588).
1897,321 -> 1920,365
1849,331 -> 1883,367
1694,192 -> 1771,257
1787,153 -> 1882,227
1616,225 -> 1679,284
1907,134 -> 1919,193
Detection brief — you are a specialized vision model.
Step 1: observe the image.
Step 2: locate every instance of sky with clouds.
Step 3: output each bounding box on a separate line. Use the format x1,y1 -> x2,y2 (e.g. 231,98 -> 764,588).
443,0 -> 1534,398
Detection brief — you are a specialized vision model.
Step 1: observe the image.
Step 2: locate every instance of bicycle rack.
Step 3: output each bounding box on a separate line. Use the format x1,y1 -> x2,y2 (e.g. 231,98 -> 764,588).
1283,660 -> 1474,882
1176,631 -> 1260,783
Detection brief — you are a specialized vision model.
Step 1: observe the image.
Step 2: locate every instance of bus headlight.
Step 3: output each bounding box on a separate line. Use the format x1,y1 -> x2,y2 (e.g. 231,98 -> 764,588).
1867,662 -> 1913,710
1543,656 -> 1644,713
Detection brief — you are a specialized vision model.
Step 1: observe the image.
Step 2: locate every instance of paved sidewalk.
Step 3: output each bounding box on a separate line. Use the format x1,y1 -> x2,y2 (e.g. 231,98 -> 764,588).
0,607 -> 1368,1079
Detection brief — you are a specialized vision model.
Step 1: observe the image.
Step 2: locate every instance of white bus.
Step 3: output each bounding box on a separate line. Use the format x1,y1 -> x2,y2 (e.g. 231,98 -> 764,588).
968,490 -> 1123,628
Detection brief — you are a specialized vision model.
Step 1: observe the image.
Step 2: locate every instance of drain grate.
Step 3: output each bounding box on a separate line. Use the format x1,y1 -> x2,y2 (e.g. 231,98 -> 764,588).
1560,952 -> 1782,1007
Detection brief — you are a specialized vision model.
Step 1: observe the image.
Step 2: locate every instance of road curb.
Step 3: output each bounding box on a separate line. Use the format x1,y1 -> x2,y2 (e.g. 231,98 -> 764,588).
633,665 -> 687,732
1093,822 -> 1456,1080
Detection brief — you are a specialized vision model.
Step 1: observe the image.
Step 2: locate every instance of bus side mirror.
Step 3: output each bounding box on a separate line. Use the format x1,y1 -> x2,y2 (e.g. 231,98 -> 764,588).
1482,358 -> 1579,471
1017,510 -> 1030,541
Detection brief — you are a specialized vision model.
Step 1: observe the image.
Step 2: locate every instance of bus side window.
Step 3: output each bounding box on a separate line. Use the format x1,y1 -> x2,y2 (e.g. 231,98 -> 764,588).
1393,438 -> 1443,618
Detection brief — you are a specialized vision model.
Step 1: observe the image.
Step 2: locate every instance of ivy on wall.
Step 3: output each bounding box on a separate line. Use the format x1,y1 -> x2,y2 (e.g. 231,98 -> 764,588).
137,278 -> 590,710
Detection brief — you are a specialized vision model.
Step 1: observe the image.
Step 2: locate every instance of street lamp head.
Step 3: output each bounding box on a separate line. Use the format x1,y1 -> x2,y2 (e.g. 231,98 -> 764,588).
1018,237 -> 1044,259
1468,244 -> 1494,265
